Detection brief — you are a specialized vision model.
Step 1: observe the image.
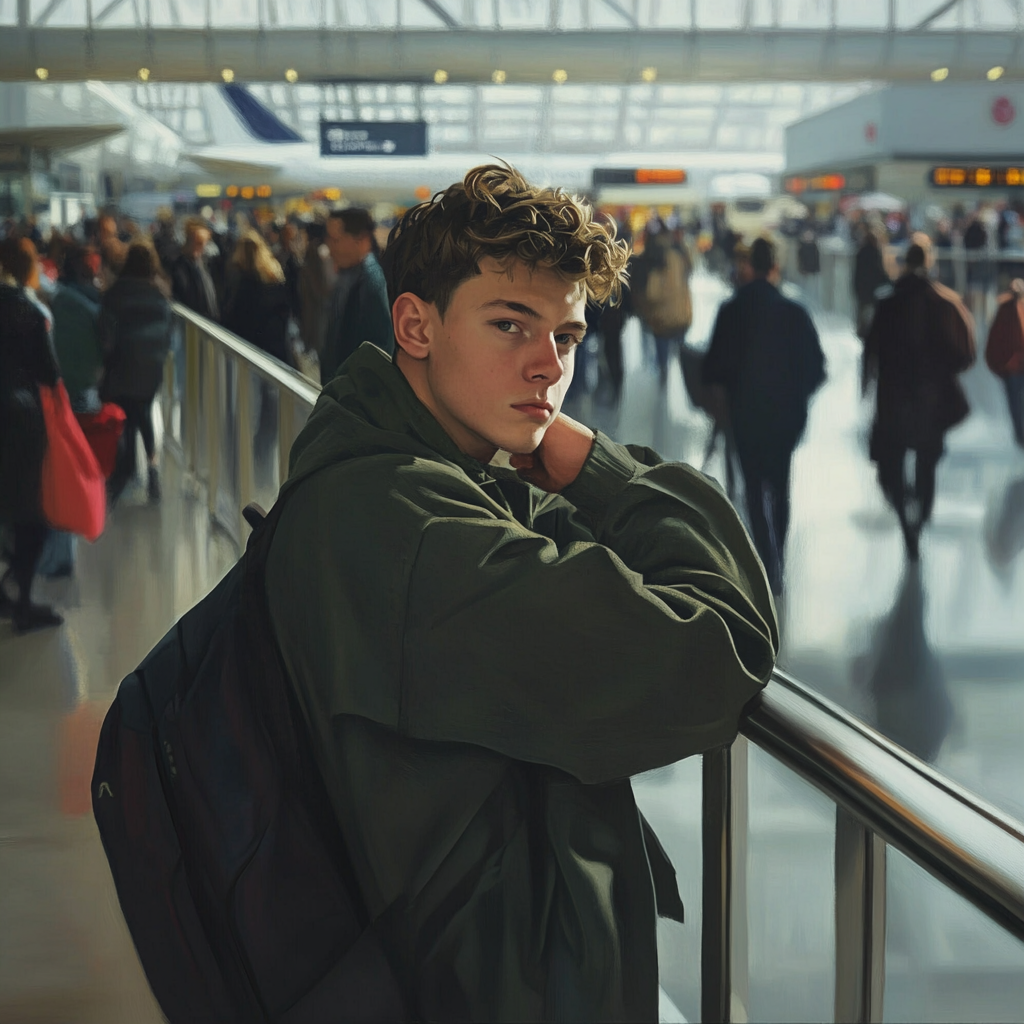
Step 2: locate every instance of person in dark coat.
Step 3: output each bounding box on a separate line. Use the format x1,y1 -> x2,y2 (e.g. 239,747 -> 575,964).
0,239 -> 64,632
320,208 -> 394,382
221,230 -> 293,474
853,226 -> 891,340
99,241 -> 173,505
703,237 -> 826,595
170,218 -> 219,322
297,220 -> 335,366
863,242 -> 976,561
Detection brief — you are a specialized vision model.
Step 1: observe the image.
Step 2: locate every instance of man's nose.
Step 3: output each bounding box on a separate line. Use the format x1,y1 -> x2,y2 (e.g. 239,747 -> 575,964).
525,335 -> 565,383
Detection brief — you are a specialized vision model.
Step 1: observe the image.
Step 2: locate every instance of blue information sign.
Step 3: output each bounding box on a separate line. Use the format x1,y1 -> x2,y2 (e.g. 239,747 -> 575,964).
319,121 -> 427,157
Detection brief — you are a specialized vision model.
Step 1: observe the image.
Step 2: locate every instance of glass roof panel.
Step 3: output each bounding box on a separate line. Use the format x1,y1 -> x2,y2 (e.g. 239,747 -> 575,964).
0,0 -> 16,24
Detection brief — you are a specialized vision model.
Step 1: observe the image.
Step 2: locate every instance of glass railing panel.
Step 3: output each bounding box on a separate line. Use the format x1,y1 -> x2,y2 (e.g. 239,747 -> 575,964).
884,845 -> 1024,1024
744,742 -> 836,1023
633,755 -> 703,1024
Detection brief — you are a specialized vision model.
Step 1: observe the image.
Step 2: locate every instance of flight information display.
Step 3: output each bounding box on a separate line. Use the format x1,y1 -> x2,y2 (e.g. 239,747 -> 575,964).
592,167 -> 687,186
930,166 -> 1024,187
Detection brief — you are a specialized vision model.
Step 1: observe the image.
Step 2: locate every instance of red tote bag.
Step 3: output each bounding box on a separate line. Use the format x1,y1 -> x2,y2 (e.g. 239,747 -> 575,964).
75,402 -> 127,480
39,380 -> 106,542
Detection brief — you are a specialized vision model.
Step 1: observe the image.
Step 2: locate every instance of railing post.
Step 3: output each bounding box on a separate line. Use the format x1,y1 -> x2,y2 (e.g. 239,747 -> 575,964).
185,321 -> 201,475
702,737 -> 750,1024
204,336 -> 220,520
835,806 -> 886,1023
278,387 -> 296,488
237,363 -> 255,540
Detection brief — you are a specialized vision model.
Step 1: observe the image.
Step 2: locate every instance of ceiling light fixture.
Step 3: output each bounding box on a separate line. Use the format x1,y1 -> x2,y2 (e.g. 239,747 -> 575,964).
138,68 -> 150,81
988,66 -> 1005,81
285,68 -> 298,83
221,68 -> 235,83
641,66 -> 657,82
492,69 -> 506,84
553,69 -> 568,84
931,67 -> 949,82
434,69 -> 448,84
35,67 -> 49,80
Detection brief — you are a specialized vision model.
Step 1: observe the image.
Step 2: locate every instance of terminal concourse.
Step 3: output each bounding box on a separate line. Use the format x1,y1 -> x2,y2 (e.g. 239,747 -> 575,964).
2,3 -> 1024,1023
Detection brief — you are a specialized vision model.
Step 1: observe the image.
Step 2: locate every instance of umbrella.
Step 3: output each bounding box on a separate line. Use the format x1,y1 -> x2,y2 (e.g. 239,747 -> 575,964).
848,192 -> 907,213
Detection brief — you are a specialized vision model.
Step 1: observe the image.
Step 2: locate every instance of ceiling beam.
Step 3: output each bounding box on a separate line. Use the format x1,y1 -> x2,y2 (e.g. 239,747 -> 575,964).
418,0 -> 459,28
913,0 -> 962,31
33,0 -> 68,27
599,0 -> 638,28
4,27 -> 1020,83
93,0 -> 130,23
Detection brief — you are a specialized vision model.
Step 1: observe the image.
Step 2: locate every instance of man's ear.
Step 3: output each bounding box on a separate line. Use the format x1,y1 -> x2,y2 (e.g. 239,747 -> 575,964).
393,292 -> 434,361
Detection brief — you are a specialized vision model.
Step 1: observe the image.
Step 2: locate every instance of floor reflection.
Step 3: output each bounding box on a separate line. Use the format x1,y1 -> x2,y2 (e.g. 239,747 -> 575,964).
851,564 -> 953,763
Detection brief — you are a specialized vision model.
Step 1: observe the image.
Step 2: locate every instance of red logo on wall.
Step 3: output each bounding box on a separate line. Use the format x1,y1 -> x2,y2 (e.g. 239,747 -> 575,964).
992,96 -> 1016,126
865,122 -> 878,142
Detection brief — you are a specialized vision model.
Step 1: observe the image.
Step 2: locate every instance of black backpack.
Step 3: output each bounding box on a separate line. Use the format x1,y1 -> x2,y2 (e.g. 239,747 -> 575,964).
92,498 -> 410,1023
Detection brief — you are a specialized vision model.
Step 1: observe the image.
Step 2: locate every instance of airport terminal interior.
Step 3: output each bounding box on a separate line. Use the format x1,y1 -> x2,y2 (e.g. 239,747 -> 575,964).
2,1 -> 1024,1022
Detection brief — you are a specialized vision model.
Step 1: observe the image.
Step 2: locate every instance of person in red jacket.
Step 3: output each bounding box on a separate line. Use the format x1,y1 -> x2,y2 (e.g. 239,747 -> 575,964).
985,278 -> 1024,448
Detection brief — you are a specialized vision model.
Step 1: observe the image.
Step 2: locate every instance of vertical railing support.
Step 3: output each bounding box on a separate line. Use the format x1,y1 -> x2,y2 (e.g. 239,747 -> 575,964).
835,806 -> 886,1023
278,387 -> 296,488
185,321 -> 201,476
236,363 -> 255,541
702,738 -> 750,1024
204,336 -> 220,520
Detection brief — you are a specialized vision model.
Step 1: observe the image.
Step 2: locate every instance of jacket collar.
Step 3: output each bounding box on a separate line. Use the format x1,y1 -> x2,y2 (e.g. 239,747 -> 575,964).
321,342 -> 498,486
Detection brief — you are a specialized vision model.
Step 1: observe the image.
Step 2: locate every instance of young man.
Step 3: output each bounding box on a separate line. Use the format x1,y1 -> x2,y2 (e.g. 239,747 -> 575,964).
320,207 -> 394,381
265,165 -> 778,1021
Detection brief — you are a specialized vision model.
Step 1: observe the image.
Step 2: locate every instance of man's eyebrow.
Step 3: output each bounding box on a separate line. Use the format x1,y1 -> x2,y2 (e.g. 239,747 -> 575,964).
479,299 -> 587,333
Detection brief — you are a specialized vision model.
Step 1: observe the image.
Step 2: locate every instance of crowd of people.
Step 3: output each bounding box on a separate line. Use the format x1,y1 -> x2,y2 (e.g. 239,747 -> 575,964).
0,203 -> 395,632
4,187 -> 1024,629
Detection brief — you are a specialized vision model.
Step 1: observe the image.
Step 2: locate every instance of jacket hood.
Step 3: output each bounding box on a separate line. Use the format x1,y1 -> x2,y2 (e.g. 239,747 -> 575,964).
284,342 -> 499,494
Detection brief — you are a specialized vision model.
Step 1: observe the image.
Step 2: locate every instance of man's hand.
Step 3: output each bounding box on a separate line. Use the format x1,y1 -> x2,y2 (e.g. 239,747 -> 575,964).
508,413 -> 595,493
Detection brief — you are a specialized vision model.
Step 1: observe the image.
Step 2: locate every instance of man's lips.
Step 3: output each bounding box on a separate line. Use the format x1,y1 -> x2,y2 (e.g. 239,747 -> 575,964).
511,401 -> 554,421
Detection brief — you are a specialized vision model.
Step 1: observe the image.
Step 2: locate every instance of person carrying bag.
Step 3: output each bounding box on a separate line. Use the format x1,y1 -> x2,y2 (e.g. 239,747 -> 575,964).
39,378 -> 106,543
985,279 -> 1024,448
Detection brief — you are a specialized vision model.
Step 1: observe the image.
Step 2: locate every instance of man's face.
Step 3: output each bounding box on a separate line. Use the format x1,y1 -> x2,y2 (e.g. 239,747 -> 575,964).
326,219 -> 367,270
401,258 -> 587,462
187,228 -> 210,258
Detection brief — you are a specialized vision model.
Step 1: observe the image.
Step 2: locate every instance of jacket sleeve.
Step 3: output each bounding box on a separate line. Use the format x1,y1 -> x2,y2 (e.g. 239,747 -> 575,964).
701,301 -> 736,389
398,435 -> 776,784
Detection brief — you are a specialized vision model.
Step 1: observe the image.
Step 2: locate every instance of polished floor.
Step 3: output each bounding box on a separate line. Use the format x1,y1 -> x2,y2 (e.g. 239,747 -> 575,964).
2,272 -> 1022,1023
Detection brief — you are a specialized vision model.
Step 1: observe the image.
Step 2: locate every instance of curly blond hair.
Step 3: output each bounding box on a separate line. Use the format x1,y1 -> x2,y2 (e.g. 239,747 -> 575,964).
381,163 -> 629,315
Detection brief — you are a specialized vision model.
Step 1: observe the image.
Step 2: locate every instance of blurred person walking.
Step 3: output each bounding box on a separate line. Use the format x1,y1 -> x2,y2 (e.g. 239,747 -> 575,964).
0,238 -> 64,632
221,231 -> 293,474
984,278 -> 1024,448
631,220 -> 693,387
171,218 -> 219,322
320,208 -> 394,382
863,242 -> 975,561
703,237 -> 826,596
51,244 -> 103,413
99,242 -> 173,505
853,225 -> 891,340
797,229 -> 821,309
297,221 -> 335,369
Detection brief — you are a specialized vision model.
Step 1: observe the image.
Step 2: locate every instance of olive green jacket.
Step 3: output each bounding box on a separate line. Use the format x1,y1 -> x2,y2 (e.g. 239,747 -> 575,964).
265,342 -> 778,1022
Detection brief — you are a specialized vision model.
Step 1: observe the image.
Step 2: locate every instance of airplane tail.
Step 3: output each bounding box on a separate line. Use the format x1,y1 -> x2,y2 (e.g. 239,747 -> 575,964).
205,83 -> 304,144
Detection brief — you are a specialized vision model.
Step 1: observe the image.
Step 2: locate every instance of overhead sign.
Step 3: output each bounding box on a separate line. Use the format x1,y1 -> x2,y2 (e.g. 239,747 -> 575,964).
784,166 -> 875,194
224,185 -> 273,199
930,165 -> 1024,188
320,121 -> 427,157
593,168 -> 687,186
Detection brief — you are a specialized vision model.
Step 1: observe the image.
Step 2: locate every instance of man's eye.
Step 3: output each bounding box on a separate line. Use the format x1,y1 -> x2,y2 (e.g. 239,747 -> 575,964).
492,320 -> 520,333
557,334 -> 582,347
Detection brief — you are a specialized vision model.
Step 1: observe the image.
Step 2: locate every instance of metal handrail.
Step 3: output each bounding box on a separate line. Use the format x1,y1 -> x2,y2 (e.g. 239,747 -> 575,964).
164,302 -> 1024,1024
702,670 -> 1024,1023
748,670 -> 1024,938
